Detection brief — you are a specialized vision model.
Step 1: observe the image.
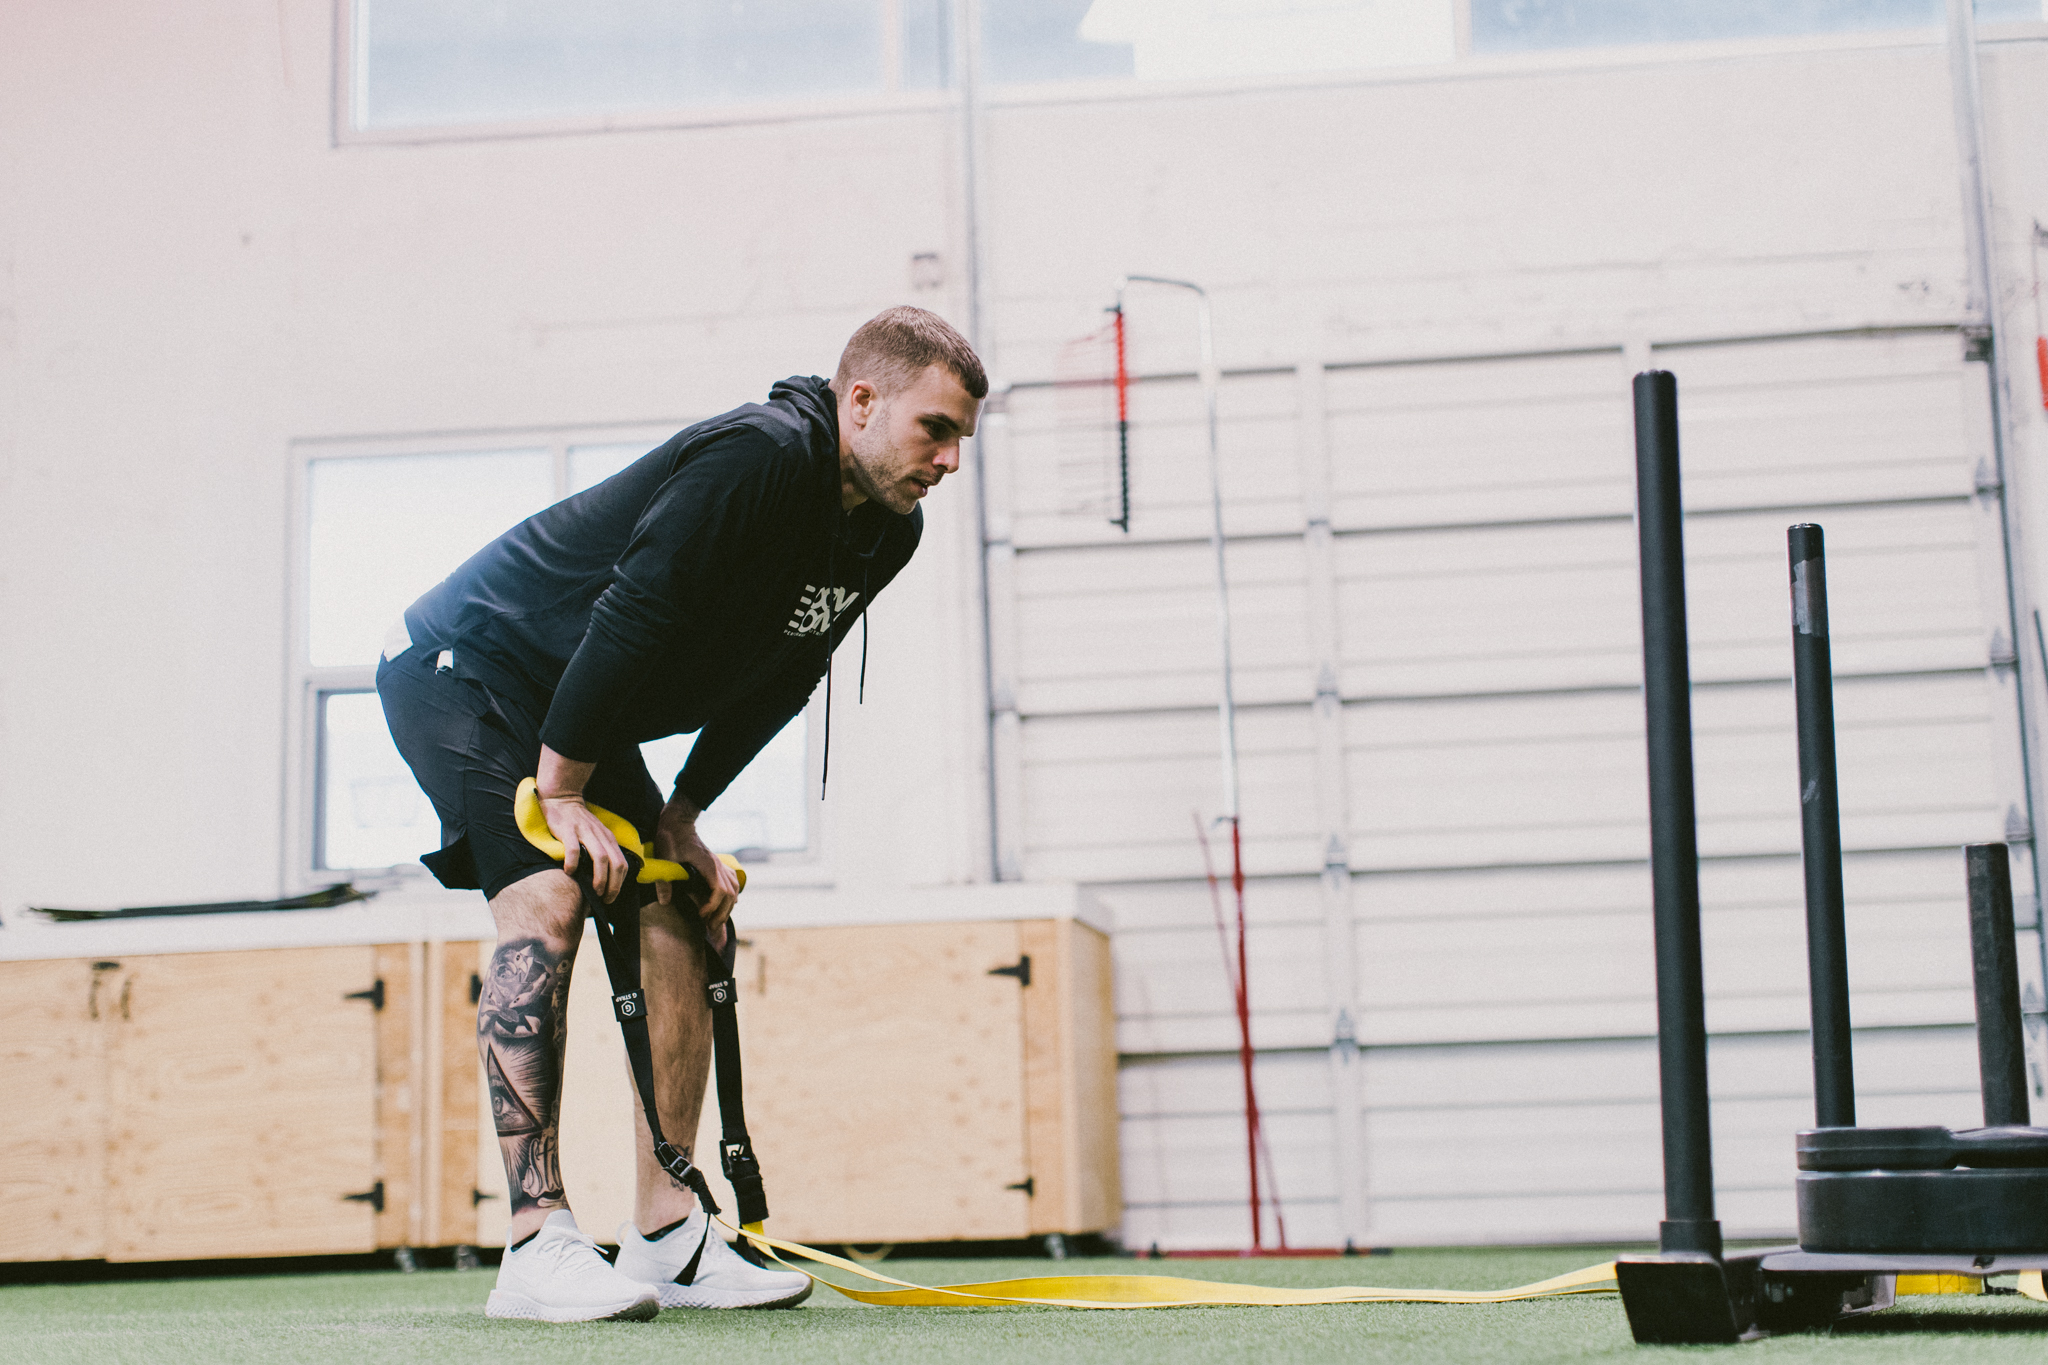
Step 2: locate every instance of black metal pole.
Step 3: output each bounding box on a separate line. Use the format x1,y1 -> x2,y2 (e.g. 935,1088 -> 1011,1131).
1788,525 -> 1856,1129
1966,842 -> 2031,1127
1633,370 -> 1722,1259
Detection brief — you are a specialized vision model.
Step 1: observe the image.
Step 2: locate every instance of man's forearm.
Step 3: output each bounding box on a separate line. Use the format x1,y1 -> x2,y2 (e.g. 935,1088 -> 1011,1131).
537,745 -> 598,798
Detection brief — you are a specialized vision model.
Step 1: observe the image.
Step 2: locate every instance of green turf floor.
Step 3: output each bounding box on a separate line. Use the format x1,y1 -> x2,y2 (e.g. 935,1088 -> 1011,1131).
6,1247 -> 2048,1365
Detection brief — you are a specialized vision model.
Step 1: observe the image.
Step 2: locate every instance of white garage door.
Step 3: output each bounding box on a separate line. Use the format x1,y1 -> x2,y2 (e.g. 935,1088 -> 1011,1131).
985,328 -> 2041,1249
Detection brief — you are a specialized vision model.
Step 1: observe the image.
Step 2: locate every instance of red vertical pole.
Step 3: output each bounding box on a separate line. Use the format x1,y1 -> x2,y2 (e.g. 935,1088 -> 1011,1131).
1231,816 -> 1262,1249
1113,306 -> 1131,531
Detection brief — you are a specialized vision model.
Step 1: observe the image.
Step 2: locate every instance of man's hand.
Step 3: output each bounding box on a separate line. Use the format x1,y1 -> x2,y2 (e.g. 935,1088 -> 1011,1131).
653,796 -> 740,949
537,745 -> 628,902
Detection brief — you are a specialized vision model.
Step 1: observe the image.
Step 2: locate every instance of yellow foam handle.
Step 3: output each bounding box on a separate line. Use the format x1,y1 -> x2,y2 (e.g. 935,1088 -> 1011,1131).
716,1213 -> 1616,1310
1896,1272 -> 1982,1296
514,777 -> 746,889
2022,1270 -> 2047,1302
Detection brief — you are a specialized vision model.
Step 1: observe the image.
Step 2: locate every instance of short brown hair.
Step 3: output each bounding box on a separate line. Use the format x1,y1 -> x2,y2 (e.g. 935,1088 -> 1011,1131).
834,306 -> 988,402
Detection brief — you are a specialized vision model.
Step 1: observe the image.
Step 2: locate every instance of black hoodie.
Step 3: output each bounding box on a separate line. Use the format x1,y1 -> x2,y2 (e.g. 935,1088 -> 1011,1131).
403,375 -> 920,809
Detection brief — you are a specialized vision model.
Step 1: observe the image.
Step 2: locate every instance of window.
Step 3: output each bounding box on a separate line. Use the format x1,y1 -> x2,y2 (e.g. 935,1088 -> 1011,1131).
983,0 -> 2046,88
295,430 -> 815,880
346,0 -> 2048,137
1468,0 -> 2044,55
983,0 -> 1455,84
349,0 -> 952,131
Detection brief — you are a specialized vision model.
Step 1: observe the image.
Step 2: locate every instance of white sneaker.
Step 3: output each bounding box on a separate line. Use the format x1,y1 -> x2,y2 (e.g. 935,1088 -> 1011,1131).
485,1210 -> 661,1323
615,1213 -> 813,1310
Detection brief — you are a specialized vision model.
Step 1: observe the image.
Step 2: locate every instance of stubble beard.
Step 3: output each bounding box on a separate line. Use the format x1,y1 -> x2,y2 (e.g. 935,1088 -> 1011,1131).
849,430 -> 918,514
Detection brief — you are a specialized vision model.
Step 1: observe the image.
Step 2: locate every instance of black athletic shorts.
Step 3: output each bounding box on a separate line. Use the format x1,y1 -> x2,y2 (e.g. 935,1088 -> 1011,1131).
376,641 -> 663,901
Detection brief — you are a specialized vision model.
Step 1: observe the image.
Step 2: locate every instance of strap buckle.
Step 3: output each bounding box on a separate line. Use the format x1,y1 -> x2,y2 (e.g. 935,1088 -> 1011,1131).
721,1138 -> 770,1226
654,1141 -> 721,1217
721,1138 -> 762,1185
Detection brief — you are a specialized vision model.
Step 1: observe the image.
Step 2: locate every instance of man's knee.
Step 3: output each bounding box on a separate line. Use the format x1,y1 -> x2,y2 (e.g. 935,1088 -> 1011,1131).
489,867 -> 585,949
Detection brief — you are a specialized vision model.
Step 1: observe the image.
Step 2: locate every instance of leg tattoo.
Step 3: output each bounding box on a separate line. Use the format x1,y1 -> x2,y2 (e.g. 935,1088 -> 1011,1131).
479,936 -> 575,1222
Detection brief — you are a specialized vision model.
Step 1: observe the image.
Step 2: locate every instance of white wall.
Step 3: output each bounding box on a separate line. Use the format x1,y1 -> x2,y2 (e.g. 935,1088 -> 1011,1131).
0,0 -> 983,909
4,4 -> 2047,1248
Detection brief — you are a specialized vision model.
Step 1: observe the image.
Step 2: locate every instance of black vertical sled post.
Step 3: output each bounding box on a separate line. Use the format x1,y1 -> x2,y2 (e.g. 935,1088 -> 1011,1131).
1967,843 -> 2031,1127
1633,370 -> 1722,1260
1620,377 -> 1895,1347
1788,526 -> 1856,1129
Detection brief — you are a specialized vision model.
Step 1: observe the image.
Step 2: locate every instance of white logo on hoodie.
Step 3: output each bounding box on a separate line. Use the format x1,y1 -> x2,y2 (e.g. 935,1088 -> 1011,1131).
784,584 -> 861,638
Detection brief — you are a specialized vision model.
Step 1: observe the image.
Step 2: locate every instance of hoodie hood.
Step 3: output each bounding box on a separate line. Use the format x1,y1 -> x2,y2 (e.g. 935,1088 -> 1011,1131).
767,373 -> 890,797
768,374 -> 841,491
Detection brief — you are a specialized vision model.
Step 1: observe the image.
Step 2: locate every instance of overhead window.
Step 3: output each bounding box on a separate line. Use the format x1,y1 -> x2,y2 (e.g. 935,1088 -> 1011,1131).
1468,0 -> 2043,55
983,0 -> 1454,84
351,0 -> 951,130
298,433 -> 814,878
983,0 -> 2045,87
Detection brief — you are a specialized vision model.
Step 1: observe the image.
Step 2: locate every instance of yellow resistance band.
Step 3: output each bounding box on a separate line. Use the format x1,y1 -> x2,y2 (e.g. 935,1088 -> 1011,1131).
513,778 -> 745,890
716,1221 -> 2048,1310
1898,1271 -> 2048,1300
714,1214 -> 1617,1309
513,782 -> 2041,1311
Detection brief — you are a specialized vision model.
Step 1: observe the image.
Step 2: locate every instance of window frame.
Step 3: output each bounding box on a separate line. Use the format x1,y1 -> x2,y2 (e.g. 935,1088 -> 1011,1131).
284,422 -> 829,894
331,0 -> 957,147
331,0 -> 2048,150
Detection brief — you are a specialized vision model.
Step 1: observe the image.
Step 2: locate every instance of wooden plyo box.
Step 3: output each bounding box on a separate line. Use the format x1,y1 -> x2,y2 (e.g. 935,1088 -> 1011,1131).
0,947 -> 387,1263
0,886 -> 1118,1263
476,912 -> 1120,1249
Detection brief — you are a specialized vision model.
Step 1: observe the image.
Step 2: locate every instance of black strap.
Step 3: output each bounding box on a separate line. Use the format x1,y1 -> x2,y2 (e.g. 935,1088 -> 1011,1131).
673,1219 -> 713,1285
705,929 -> 769,1226
573,857 -> 768,1226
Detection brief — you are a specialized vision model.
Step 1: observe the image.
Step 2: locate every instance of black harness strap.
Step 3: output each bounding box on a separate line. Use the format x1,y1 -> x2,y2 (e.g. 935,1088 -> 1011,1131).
572,855 -> 769,1229
706,937 -> 769,1227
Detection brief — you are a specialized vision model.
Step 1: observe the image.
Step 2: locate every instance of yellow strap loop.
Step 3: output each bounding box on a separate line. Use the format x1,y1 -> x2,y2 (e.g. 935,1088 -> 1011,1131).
513,777 -> 746,888
721,1215 -> 1616,1309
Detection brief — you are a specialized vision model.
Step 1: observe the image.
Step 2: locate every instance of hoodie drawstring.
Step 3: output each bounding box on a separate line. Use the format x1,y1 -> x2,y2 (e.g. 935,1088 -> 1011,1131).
858,561 -> 871,703
821,526 -> 836,800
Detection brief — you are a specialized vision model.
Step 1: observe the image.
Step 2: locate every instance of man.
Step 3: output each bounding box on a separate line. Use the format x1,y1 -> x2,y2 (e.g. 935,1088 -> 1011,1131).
377,307 -> 986,1322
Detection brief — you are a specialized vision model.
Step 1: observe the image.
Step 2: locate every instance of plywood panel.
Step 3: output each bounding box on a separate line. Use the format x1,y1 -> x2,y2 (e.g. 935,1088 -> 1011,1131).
372,942 -> 419,1249
106,948 -> 379,1261
1016,919 -> 1122,1235
1066,921 -> 1123,1233
473,940 -> 510,1248
555,925 -> 641,1246
713,922 -> 1032,1244
1018,920 -> 1067,1233
436,942 -> 482,1248
541,919 -> 1036,1247
0,958 -> 107,1261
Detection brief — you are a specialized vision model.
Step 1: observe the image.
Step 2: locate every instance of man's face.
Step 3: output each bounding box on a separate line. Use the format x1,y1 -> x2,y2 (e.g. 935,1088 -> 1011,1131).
841,364 -> 981,513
